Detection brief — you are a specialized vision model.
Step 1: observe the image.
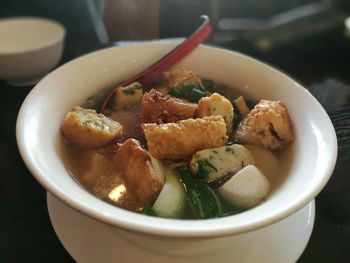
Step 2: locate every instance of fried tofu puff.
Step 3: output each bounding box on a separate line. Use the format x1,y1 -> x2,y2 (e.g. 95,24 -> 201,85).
142,116 -> 228,160
163,68 -> 202,88
235,100 -> 294,150
62,106 -> 123,148
141,89 -> 197,124
197,93 -> 234,135
115,139 -> 165,207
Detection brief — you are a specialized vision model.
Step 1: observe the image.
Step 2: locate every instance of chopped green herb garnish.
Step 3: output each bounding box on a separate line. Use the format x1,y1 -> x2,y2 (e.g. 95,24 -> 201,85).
168,87 -> 183,98
241,160 -> 245,168
225,141 -> 234,146
123,89 -> 135,95
197,159 -> 217,179
225,146 -> 233,153
212,150 -> 218,154
122,82 -> 142,95
93,121 -> 105,129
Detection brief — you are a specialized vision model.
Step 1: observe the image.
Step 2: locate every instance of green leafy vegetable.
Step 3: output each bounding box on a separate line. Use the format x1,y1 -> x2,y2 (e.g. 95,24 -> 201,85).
225,146 -> 233,152
177,166 -> 192,178
141,206 -> 158,216
178,167 -> 222,219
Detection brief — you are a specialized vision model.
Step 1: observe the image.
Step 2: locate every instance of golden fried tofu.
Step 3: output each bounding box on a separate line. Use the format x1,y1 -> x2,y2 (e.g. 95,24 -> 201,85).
112,82 -> 143,110
141,89 -> 197,124
197,93 -> 234,135
62,106 -> 123,149
142,116 -> 228,160
163,68 -> 202,88
115,139 -> 165,206
235,100 -> 294,150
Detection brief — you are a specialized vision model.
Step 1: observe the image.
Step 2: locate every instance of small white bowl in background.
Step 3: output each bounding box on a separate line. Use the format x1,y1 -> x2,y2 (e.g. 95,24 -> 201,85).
16,43 -> 337,257
0,17 -> 65,86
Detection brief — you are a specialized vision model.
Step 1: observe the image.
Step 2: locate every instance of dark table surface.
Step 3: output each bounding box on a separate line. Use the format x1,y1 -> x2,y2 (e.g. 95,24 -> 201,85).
1,27 -> 350,263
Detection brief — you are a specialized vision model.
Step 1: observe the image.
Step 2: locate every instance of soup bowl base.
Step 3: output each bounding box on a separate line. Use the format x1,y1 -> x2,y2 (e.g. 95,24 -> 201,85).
5,74 -> 46,87
47,193 -> 315,263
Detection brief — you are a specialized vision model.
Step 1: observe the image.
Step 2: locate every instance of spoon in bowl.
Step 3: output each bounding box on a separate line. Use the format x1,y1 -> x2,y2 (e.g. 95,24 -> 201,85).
99,15 -> 212,113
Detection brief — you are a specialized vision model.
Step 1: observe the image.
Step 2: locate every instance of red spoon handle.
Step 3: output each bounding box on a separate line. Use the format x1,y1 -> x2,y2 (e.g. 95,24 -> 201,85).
99,15 -> 212,113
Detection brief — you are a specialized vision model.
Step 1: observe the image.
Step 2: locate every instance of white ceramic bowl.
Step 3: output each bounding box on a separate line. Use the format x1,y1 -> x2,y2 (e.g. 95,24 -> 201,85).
0,17 -> 65,86
16,43 -> 337,255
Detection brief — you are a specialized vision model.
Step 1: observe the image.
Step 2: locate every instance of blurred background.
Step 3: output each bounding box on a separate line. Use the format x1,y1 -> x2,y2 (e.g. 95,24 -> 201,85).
1,0 -> 349,86
1,0 -> 350,262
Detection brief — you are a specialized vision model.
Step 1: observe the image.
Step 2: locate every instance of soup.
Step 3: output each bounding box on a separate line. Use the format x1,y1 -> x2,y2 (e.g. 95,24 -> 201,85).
61,68 -> 294,219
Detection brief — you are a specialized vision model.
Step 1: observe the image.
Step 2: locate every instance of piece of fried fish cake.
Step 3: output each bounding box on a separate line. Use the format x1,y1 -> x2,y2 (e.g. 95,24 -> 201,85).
142,116 -> 228,160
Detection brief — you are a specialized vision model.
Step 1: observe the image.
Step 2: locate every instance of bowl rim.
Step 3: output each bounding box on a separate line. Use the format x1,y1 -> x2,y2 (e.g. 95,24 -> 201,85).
0,16 -> 65,55
16,43 -> 338,238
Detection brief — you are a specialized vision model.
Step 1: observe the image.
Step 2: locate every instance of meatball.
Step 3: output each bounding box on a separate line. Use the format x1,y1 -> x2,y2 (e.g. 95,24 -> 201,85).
112,82 -> 143,110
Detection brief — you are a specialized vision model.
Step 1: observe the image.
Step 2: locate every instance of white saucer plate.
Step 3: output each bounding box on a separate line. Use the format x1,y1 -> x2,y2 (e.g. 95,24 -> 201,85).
47,193 -> 315,263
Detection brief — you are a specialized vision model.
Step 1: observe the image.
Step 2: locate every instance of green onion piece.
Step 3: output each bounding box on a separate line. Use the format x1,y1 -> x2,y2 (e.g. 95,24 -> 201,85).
168,87 -> 183,98
197,159 -> 217,179
189,88 -> 206,103
201,79 -> 215,92
141,206 -> 158,216
225,141 -> 234,146
183,82 -> 197,97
